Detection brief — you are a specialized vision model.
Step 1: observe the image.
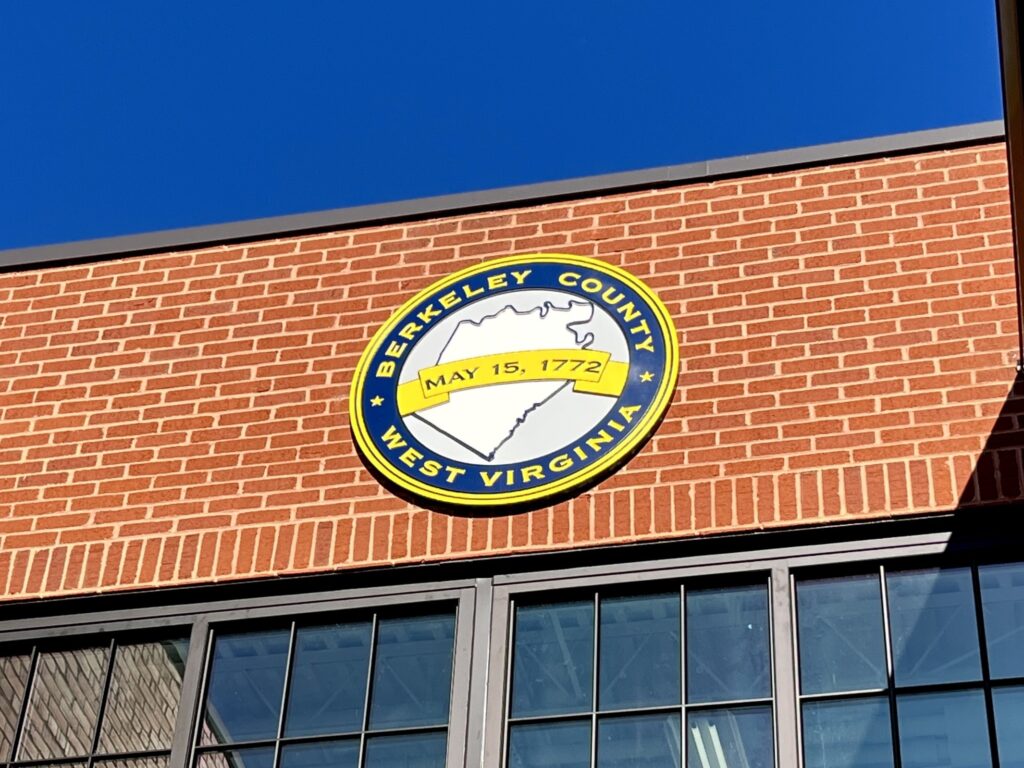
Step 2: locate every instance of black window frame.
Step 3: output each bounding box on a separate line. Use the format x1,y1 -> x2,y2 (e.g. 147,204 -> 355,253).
499,574 -> 778,768
0,628 -> 196,768
791,556 -> 1024,768
480,529 -> 1010,767
1,527 -> 1020,768
0,583 -> 478,768
192,603 -> 463,768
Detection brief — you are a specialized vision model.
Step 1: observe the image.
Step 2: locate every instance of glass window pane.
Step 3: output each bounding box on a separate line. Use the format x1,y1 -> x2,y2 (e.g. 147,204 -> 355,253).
686,705 -> 774,768
511,601 -> 594,718
280,739 -> 360,768
887,568 -> 981,686
686,585 -> 771,703
797,575 -> 886,695
98,638 -> 189,752
993,686 -> 1024,768
196,748 -> 276,768
598,593 -> 680,710
285,622 -> 372,737
364,730 -> 447,768
95,757 -> 170,768
18,645 -> 109,760
979,562 -> 1024,679
897,690 -> 992,768
802,697 -> 894,768
368,613 -> 455,730
509,720 -> 591,768
0,653 -> 31,760
201,629 -> 290,745
598,713 -> 680,768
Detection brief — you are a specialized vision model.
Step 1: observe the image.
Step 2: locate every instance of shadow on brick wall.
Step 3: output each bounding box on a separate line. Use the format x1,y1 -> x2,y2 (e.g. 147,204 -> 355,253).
957,371 -> 1024,509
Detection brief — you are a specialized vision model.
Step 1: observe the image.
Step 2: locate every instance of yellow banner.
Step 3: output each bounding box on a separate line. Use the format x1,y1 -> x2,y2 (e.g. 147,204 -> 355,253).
397,348 -> 629,416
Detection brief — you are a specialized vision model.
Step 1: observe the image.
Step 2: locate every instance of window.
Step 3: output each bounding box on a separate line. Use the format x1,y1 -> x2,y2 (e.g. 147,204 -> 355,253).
194,609 -> 457,768
0,635 -> 190,768
796,563 -> 1024,768
504,582 -> 774,768
2,534 -> 1022,768
0,585 -> 473,768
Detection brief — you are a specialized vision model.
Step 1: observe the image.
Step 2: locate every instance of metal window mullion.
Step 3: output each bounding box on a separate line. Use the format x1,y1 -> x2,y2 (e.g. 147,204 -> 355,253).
680,584 -> 686,768
497,595 -> 517,768
589,592 -> 599,768
791,570 -> 808,768
88,748 -> 173,761
270,622 -> 298,768
9,646 -> 39,763
464,579 -> 494,768
770,566 -> 799,768
180,622 -> 214,768
879,565 -> 903,768
684,697 -> 775,711
9,757 -> 153,768
86,638 -> 120,768
508,704 -> 682,724
798,688 -> 890,703
862,679 -> 1000,697
444,589 -> 476,768
971,566 -> 1002,768
357,614 -> 379,768
193,739 -> 277,753
287,724 -> 445,742
169,620 -> 211,768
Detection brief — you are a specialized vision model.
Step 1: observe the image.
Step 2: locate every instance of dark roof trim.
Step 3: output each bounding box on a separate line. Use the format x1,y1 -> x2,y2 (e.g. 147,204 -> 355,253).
0,119 -> 1005,272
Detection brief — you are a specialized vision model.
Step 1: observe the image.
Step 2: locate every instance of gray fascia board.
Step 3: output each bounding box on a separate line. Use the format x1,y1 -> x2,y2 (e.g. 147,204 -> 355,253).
0,120 -> 1006,272
705,119 -> 1005,175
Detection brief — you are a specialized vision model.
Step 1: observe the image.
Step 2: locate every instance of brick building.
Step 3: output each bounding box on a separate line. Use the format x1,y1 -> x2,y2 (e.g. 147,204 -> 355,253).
1,116 -> 1023,768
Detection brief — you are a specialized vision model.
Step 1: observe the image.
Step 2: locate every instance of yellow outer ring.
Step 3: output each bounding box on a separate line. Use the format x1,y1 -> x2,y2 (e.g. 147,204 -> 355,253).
349,253 -> 680,507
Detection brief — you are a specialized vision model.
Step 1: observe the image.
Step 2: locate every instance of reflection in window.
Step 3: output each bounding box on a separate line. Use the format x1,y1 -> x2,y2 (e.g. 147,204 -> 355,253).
686,706 -> 773,768
506,583 -> 773,767
285,623 -> 371,737
202,629 -> 290,744
95,758 -> 170,768
887,568 -> 981,687
599,594 -> 679,711
19,645 -> 108,759
802,697 -> 893,768
686,585 -> 771,703
898,690 -> 992,768
0,636 -> 189,767
196,610 -> 455,768
798,562 -> 1024,768
797,575 -> 886,695
511,601 -> 593,718
99,639 -> 189,753
196,747 -> 275,768
993,686 -> 1024,768
979,562 -> 1024,679
369,614 -> 454,729
279,740 -> 359,768
599,713 -> 679,768
0,654 -> 30,760
508,719 -> 590,768
364,731 -> 447,768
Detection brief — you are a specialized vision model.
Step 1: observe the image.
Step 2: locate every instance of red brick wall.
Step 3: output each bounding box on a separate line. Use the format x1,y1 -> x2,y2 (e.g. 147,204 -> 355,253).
0,142 -> 1017,601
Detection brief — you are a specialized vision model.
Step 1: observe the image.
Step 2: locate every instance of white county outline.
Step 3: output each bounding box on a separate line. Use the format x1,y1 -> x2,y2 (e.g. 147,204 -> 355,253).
412,299 -> 597,461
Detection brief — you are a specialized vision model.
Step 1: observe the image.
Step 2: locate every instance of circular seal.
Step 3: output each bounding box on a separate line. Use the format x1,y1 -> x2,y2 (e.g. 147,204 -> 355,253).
350,253 -> 678,509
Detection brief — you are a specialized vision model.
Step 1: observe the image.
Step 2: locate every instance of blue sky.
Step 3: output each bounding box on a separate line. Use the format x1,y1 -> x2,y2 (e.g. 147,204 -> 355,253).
0,1 -> 1003,251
